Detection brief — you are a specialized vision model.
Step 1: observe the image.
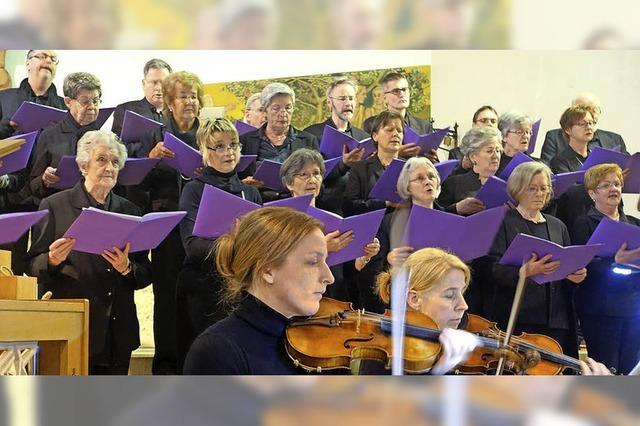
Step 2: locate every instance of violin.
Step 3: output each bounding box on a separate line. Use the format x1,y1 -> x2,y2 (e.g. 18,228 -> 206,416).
285,298 -> 523,374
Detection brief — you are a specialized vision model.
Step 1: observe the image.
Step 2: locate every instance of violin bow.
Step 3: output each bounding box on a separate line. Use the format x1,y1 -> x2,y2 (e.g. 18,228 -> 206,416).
495,261 -> 528,375
390,266 -> 410,376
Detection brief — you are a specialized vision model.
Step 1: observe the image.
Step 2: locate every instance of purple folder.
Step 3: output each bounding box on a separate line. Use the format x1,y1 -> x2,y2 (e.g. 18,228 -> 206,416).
434,159 -> 459,182
94,107 -> 115,130
308,206 -> 386,266
403,205 -> 507,262
622,153 -> 640,194
323,157 -> 341,177
499,152 -> 533,180
357,138 -> 376,158
586,216 -> 640,260
10,101 -> 65,133
120,110 -> 163,142
192,184 -> 260,239
253,159 -> 285,191
475,176 -> 512,209
117,158 -> 160,186
368,158 -> 406,203
499,233 -> 602,284
320,125 -> 375,159
236,155 -> 257,172
551,170 -> 585,199
0,131 -> 39,175
52,155 -> 82,189
403,126 -> 449,154
264,194 -> 314,212
579,147 -> 628,172
234,120 -> 257,136
162,132 -> 203,178
526,118 -> 542,155
0,210 -> 48,245
63,207 -> 186,254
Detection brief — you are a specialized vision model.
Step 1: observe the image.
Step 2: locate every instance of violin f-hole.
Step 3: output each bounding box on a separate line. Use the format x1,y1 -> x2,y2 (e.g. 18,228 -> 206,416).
344,334 -> 375,348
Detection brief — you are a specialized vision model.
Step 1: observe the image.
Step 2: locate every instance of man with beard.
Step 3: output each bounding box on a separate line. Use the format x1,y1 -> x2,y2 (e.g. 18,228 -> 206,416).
304,77 -> 368,214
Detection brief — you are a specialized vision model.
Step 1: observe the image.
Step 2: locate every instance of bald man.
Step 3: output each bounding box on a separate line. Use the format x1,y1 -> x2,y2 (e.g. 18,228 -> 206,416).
540,93 -> 627,165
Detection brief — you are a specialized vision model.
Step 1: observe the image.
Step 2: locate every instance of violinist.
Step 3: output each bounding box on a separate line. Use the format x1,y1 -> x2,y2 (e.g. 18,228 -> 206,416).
183,207 -> 335,374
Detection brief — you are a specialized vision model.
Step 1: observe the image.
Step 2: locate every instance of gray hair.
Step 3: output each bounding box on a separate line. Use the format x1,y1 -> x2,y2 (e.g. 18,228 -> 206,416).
326,77 -> 358,98
498,111 -> 533,138
143,58 -> 172,76
245,92 -> 263,110
76,130 -> 127,170
396,157 -> 441,202
63,72 -> 102,99
507,161 -> 553,205
459,126 -> 503,157
261,82 -> 295,108
280,148 -> 325,188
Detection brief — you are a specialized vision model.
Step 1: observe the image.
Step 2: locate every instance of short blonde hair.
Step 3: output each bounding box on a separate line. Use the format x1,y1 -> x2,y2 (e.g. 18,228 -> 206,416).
584,163 -> 623,192
376,247 -> 470,305
507,162 -> 553,205
196,118 -> 240,165
162,71 -> 205,117
215,207 -> 325,308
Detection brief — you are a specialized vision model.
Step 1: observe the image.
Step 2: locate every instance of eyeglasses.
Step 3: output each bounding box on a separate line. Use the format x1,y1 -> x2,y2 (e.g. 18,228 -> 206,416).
29,53 -> 59,64
475,117 -> 497,125
177,94 -> 199,103
410,174 -> 438,184
329,96 -> 355,102
269,105 -> 294,115
294,171 -> 323,181
206,143 -> 241,154
575,121 -> 596,128
508,129 -> 532,136
384,87 -> 409,96
74,97 -> 101,107
526,185 -> 551,194
595,181 -> 622,191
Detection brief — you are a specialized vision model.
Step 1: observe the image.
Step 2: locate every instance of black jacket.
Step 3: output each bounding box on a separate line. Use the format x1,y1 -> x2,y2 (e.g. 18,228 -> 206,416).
488,209 -> 576,330
363,112 -> 433,137
29,112 -> 100,202
343,155 -> 388,216
111,97 -> 164,138
26,182 -> 153,358
183,293 -> 301,374
549,146 -> 589,175
570,207 -> 640,317
437,170 -> 482,215
541,128 -> 627,165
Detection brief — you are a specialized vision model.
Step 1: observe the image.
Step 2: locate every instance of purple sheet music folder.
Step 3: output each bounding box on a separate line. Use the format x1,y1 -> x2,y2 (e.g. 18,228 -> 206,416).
0,131 -> 39,175
308,206 -> 385,266
253,159 -> 285,191
51,156 -> 82,189
94,107 -> 115,130
120,110 -> 163,142
499,233 -> 602,284
162,132 -> 203,178
0,210 -> 49,245
499,152 -> 533,180
236,155 -> 257,172
11,101 -> 65,133
435,159 -> 459,182
234,120 -> 257,136
63,207 -> 186,254
404,205 -> 507,262
526,118 -> 542,155
586,216 -> 640,259
368,159 -> 406,203
320,125 -> 375,159
551,171 -> 585,199
403,126 -> 449,154
117,158 -> 160,186
475,176 -> 512,209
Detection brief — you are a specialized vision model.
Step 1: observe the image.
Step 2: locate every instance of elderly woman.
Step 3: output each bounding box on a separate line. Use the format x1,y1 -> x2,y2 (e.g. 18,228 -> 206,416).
438,126 -> 502,216
136,70 -> 205,374
343,110 -> 404,216
449,105 -> 499,175
488,162 -> 587,361
280,148 -> 379,303
239,82 -> 319,196
176,118 -> 261,372
26,130 -> 152,374
184,207 -> 335,374
497,111 -> 535,176
30,72 -> 102,201
570,164 -> 640,374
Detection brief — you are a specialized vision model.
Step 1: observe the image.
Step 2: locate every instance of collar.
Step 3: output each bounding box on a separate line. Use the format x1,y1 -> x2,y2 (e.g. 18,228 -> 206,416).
325,116 -> 353,133
257,124 -> 299,142
69,181 -> 112,210
59,111 -> 98,134
141,97 -> 162,114
587,205 -> 625,223
196,166 -> 244,193
19,78 -> 57,100
235,293 -> 291,338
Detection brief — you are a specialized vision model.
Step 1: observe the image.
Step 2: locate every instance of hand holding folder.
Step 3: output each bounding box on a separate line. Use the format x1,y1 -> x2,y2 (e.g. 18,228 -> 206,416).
162,132 -> 203,178
10,101 -> 65,133
403,126 -> 449,154
586,216 -> 640,261
319,125 -> 375,159
0,210 -> 48,245
63,207 -> 186,254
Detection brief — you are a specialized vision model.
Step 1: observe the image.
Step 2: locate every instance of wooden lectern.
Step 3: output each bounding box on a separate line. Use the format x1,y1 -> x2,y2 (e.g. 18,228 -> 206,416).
0,299 -> 89,375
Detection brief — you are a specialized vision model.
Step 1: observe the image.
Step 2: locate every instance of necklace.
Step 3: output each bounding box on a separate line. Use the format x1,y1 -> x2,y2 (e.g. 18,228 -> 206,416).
516,205 -> 545,224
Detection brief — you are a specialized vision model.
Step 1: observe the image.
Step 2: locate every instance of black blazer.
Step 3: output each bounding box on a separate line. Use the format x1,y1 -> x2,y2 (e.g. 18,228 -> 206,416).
488,209 -> 576,330
570,207 -> 640,317
541,128 -> 627,165
363,112 -> 433,137
437,170 -> 482,214
111,97 -> 164,138
343,155 -> 388,216
26,182 -> 153,358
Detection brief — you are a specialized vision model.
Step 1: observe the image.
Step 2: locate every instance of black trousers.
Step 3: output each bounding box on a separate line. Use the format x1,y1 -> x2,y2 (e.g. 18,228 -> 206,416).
580,314 -> 640,375
150,227 -> 185,374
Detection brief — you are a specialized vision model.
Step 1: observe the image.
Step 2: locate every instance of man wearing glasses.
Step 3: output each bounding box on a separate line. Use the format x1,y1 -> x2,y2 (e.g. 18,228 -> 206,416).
540,93 -> 628,165
111,59 -> 172,138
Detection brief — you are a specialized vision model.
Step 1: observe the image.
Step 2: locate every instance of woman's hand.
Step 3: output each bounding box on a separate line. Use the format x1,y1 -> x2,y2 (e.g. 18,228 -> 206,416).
566,268 -> 587,284
241,176 -> 264,188
398,143 -> 421,158
342,145 -> 364,167
42,166 -> 60,187
387,246 -> 414,268
524,253 -> 560,278
614,242 -> 640,264
148,142 -> 175,159
47,238 -> 76,266
355,238 -> 380,271
430,328 -> 479,375
579,357 -> 612,375
455,197 -> 485,215
325,230 -> 354,253
102,242 -> 132,275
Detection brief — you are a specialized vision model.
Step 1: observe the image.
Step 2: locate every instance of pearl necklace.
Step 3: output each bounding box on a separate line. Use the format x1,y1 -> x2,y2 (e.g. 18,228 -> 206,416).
516,205 -> 545,224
